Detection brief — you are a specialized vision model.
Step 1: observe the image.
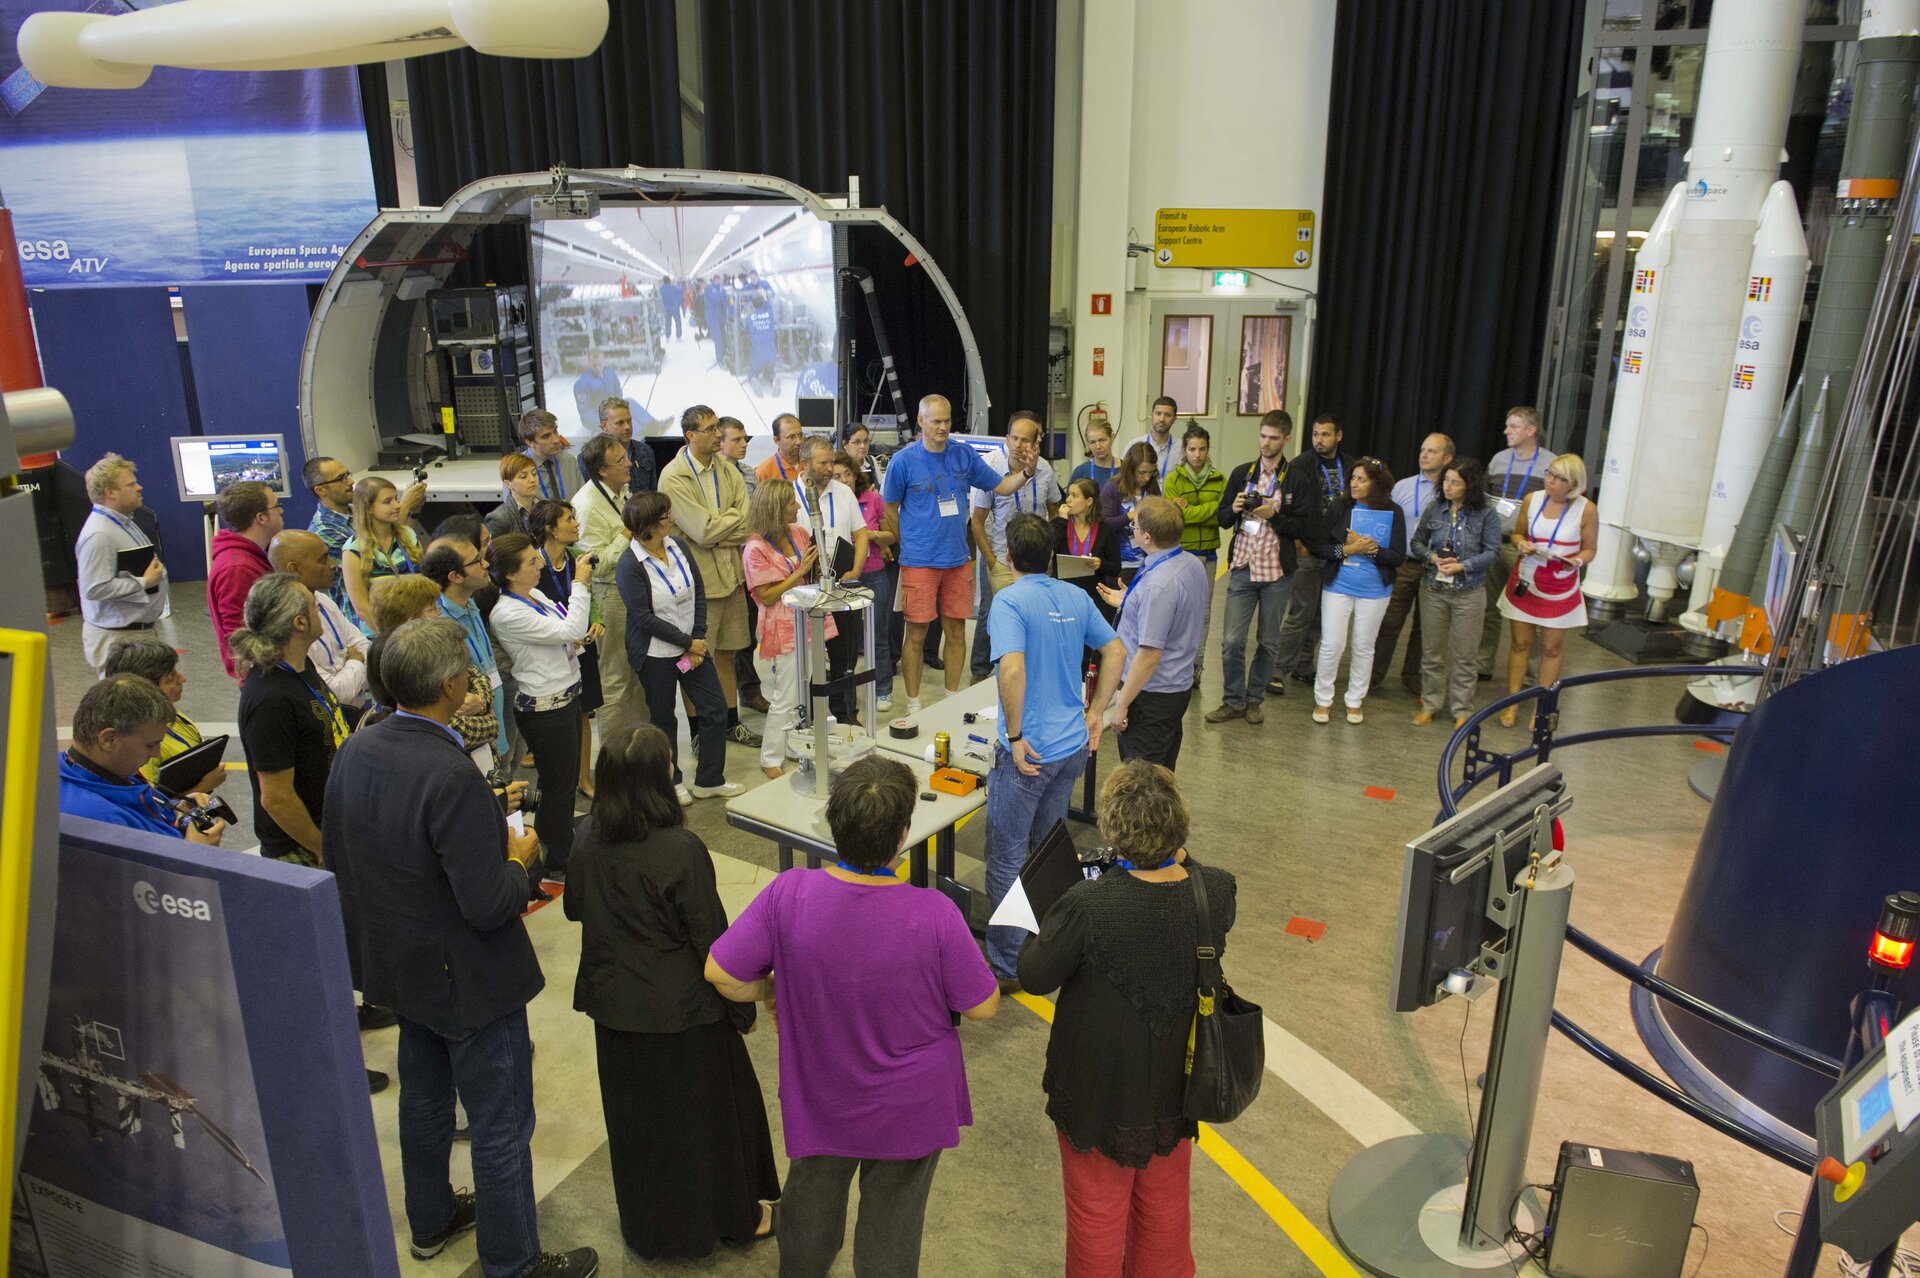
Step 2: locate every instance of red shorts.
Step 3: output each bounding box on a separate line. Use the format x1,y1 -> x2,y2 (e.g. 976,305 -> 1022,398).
899,563 -> 974,624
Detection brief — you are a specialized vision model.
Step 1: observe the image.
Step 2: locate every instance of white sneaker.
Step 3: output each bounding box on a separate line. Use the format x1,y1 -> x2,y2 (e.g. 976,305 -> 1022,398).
877,696 -> 893,713
674,785 -> 693,806
907,697 -> 922,715
688,781 -> 745,799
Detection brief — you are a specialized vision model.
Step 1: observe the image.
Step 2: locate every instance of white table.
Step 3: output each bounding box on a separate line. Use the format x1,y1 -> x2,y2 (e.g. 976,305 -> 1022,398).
876,677 -> 1103,823
724,757 -> 986,911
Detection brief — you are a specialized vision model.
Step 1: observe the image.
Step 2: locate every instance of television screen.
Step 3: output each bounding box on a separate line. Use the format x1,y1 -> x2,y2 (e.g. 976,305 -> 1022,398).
532,203 -> 840,438
170,435 -> 290,503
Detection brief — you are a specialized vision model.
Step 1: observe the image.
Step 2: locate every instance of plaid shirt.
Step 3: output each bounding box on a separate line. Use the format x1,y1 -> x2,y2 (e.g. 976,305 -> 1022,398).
1228,462 -> 1287,583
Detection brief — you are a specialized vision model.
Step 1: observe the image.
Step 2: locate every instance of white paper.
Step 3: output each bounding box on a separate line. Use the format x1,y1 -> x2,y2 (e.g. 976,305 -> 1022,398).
988,877 -> 1041,934
977,705 -> 998,721
1889,1006 -> 1920,1134
471,744 -> 494,776
506,811 -> 527,837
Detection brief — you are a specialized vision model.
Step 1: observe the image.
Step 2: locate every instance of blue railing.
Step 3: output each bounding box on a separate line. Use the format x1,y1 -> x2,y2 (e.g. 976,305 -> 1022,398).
1435,664 -> 1820,1173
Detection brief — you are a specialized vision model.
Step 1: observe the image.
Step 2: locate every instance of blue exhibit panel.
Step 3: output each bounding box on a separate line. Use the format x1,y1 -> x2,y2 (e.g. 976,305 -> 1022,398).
27,286 -> 206,576
177,283 -> 318,528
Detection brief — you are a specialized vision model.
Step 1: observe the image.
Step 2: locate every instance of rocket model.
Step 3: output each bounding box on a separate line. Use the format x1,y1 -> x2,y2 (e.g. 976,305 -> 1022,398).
1699,1 -> 1920,652
1584,0 -> 1809,622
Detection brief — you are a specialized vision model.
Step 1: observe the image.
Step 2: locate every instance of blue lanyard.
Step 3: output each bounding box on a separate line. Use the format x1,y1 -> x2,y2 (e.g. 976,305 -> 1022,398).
834,861 -> 897,878
775,452 -> 792,481
539,544 -> 574,600
369,531 -> 413,575
685,452 -> 722,508
1122,548 -> 1182,609
1013,471 -> 1041,513
1503,449 -> 1541,499
93,505 -> 149,544
318,600 -> 351,656
279,662 -> 347,746
646,543 -> 693,594
437,598 -> 494,668
1532,496 -> 1573,555
1441,505 -> 1463,555
165,720 -> 195,750
1414,477 -> 1425,517
391,708 -> 464,745
1258,465 -> 1281,498
505,589 -> 566,619
1320,458 -> 1345,499
1089,461 -> 1117,488
797,484 -> 836,529
1154,438 -> 1173,478
534,456 -> 558,499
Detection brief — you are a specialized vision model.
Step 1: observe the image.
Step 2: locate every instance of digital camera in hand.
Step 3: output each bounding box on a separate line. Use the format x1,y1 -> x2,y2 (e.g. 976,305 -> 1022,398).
181,795 -> 238,835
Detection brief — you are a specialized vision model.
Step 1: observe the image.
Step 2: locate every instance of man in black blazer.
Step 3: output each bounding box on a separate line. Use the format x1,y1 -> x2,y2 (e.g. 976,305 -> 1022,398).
323,617 -> 599,1277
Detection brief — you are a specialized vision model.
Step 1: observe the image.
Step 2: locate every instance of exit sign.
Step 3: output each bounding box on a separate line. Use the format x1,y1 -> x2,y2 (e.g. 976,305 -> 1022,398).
1213,271 -> 1249,289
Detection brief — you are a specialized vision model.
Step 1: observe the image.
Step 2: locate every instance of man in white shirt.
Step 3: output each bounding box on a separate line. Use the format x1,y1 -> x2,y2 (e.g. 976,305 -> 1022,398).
1121,396 -> 1180,483
76,453 -> 168,674
268,530 -> 371,707
968,411 -> 1062,680
1375,432 -> 1454,696
572,434 -> 647,739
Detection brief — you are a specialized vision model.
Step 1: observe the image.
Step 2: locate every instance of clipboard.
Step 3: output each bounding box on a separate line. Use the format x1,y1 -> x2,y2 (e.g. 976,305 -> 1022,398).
116,545 -> 156,577
1054,553 -> 1099,582
155,734 -> 227,794
1018,819 -> 1092,926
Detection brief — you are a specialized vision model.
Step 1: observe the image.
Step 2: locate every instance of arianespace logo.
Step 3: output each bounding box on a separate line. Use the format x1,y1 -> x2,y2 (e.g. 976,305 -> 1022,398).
133,880 -> 212,922
1689,179 -> 1729,200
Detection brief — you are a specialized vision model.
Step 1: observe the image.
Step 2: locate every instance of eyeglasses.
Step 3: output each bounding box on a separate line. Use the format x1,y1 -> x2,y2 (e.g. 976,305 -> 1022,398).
321,471 -> 353,485
686,421 -> 719,435
463,557 -> 485,570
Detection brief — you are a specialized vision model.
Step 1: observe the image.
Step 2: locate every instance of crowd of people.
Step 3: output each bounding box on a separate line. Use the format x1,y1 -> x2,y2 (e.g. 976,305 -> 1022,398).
56,394 -> 1592,1277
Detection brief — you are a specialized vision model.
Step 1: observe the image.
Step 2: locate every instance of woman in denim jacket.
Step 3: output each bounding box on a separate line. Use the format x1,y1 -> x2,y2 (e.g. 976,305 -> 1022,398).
1409,458 -> 1504,726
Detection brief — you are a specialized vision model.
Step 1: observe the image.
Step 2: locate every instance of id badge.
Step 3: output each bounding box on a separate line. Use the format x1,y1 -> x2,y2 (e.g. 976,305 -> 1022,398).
470,744 -> 494,776
487,669 -> 504,690
938,495 -> 961,518
1242,518 -> 1267,536
1437,570 -> 1459,586
1493,496 -> 1520,521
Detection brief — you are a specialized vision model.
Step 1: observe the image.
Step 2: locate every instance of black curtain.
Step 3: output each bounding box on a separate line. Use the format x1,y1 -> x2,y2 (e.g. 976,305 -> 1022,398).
700,0 -> 1058,430
358,65 -> 399,208
1308,0 -> 1581,472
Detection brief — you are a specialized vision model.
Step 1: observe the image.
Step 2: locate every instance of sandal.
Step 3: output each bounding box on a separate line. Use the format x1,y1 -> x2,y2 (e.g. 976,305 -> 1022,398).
1497,707 -> 1518,728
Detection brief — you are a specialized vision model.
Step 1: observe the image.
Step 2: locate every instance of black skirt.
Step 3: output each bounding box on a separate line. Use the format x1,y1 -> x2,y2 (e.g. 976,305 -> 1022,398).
594,1018 -> 780,1260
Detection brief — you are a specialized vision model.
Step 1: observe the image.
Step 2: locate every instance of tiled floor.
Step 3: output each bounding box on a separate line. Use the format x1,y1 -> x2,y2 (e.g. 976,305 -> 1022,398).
44,583 -> 1900,1276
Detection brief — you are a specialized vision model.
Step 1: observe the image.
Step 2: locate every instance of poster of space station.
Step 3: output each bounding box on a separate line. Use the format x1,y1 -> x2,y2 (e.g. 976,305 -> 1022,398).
532,202 -> 841,437
10,848 -> 288,1277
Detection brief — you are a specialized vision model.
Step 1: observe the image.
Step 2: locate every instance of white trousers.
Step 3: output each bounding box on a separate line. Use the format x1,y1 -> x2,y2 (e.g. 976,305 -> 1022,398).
1314,592 -> 1391,709
753,648 -> 796,770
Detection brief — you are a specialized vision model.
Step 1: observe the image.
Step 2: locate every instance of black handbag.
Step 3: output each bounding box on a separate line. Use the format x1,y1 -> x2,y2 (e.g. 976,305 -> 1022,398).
1181,867 -> 1265,1123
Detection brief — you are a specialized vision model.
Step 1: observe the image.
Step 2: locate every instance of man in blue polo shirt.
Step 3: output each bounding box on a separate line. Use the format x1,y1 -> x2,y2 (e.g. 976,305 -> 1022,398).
983,514 -> 1124,984
1098,496 -> 1210,770
882,393 -> 1040,711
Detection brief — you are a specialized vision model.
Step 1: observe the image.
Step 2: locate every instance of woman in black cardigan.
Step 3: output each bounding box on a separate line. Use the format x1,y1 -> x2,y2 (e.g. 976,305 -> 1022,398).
616,491 -> 739,804
1052,477 -> 1123,624
566,725 -> 777,1258
1018,760 -> 1236,1278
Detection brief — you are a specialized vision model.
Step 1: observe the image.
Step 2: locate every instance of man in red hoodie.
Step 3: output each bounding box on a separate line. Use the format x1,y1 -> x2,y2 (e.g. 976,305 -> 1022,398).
208,481 -> 285,678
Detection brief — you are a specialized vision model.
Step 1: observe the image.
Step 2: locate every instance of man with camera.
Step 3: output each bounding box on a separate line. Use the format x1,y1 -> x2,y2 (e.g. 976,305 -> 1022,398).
58,674 -> 228,845
323,618 -> 599,1278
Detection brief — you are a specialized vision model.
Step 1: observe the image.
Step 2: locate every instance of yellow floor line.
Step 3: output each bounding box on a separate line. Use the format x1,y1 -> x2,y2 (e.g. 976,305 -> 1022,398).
1010,992 -> 1362,1277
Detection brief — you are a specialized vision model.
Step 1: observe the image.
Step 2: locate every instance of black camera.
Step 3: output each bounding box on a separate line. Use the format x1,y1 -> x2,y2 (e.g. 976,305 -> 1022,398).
517,785 -> 540,817
584,554 -> 600,569
413,464 -> 429,484
181,795 -> 238,835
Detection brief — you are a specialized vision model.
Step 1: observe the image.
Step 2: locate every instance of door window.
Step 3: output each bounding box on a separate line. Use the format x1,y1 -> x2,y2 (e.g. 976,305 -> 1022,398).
1237,315 -> 1291,415
1159,315 -> 1213,416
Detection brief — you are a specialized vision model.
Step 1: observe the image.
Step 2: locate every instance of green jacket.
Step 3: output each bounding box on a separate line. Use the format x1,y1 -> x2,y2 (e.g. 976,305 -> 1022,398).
1166,463 -> 1225,554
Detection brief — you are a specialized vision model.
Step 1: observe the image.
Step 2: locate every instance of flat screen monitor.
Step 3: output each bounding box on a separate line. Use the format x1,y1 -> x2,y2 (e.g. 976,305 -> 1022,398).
169,435 -> 290,503
1389,765 -> 1568,1013
531,202 -> 840,439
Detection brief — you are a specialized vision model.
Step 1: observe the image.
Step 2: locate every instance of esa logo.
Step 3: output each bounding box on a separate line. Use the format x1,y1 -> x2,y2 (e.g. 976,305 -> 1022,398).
132,880 -> 212,922
14,239 -> 110,275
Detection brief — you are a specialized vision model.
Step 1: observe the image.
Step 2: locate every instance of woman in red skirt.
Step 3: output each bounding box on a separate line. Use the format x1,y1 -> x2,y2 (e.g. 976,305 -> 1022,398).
1496,455 -> 1598,727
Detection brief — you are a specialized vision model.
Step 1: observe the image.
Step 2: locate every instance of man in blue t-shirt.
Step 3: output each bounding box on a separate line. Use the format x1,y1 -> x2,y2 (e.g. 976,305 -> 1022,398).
882,393 -> 1041,709
983,514 -> 1125,982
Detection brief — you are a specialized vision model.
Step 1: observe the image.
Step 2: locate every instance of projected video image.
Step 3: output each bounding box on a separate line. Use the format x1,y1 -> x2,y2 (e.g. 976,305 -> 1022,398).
533,204 -> 839,436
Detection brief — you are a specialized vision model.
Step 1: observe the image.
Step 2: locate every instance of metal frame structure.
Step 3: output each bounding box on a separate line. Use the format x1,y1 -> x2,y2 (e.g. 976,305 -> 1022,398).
297,167 -> 992,471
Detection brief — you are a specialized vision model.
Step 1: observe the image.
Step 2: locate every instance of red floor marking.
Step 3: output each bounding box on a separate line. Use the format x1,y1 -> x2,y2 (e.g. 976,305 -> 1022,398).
1363,785 -> 1396,802
1692,740 -> 1725,754
524,883 -> 564,917
1286,917 -> 1327,942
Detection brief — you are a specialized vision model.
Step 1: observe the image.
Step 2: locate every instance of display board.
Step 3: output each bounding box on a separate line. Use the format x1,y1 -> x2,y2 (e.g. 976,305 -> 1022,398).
532,203 -> 840,437
170,435 -> 289,502
10,818 -> 397,1278
0,1 -> 376,287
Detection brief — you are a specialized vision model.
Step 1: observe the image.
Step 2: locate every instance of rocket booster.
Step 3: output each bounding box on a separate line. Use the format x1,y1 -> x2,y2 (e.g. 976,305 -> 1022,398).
1706,374 -> 1803,631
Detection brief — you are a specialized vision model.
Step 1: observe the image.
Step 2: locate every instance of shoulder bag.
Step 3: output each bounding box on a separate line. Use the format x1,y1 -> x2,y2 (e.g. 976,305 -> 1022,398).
1182,867 -> 1265,1123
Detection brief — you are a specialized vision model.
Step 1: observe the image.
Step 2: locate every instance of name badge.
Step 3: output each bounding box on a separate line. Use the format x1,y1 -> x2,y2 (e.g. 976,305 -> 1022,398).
488,670 -> 504,691
1493,496 -> 1520,521
469,744 -> 494,776
1242,518 -> 1267,536
1437,570 -> 1458,584
938,495 -> 961,518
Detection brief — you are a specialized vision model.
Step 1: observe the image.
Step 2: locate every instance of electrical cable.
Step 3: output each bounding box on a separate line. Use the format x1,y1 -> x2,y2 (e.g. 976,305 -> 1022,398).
1689,1222 -> 1710,1278
1773,1208 -> 1919,1277
1504,1180 -> 1554,1274
1460,997 -> 1478,1134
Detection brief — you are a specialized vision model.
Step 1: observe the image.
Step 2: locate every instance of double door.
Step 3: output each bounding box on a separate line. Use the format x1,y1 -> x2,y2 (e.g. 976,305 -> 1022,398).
1144,298 -> 1306,465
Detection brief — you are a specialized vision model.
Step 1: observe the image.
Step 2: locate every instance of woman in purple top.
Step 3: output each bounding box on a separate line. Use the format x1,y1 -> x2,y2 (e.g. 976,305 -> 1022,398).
706,755 -> 1000,1277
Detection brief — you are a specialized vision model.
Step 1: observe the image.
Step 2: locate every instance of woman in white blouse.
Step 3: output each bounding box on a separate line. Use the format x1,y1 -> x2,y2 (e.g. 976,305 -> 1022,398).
616,491 -> 743,806
486,531 -> 594,880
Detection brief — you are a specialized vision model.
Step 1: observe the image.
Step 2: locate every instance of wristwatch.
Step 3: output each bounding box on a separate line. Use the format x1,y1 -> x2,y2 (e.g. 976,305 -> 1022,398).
1007,731 -> 1024,743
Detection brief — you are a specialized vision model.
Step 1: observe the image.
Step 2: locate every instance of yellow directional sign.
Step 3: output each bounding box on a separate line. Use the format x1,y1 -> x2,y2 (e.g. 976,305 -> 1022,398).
1153,208 -> 1315,269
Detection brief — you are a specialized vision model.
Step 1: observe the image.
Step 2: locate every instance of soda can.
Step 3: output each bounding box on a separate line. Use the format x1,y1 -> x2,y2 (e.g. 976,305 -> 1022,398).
933,731 -> 951,768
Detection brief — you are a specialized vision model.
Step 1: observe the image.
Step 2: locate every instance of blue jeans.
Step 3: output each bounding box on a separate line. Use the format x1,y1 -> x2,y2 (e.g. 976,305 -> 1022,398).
860,563 -> 898,698
398,1009 -> 540,1278
1221,567 -> 1295,709
985,743 -> 1088,977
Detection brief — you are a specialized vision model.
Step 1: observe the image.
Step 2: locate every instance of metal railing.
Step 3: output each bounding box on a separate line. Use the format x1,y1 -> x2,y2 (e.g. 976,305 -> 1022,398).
1436,664 -> 1822,1172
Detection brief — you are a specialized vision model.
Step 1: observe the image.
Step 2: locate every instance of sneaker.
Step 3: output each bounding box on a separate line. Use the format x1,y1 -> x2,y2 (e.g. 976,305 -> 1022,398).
877,696 -> 893,712
675,784 -> 694,806
1204,704 -> 1244,724
368,1069 -> 389,1094
526,1248 -> 600,1277
907,697 -> 922,715
357,1003 -> 397,1032
1347,706 -> 1365,724
1412,708 -> 1435,726
1455,714 -> 1470,728
727,722 -> 763,748
1265,677 -> 1288,696
689,781 -> 746,799
408,1189 -> 477,1259
1289,670 -> 1315,685
925,653 -> 945,671
1245,702 -> 1265,725
1312,704 -> 1330,724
